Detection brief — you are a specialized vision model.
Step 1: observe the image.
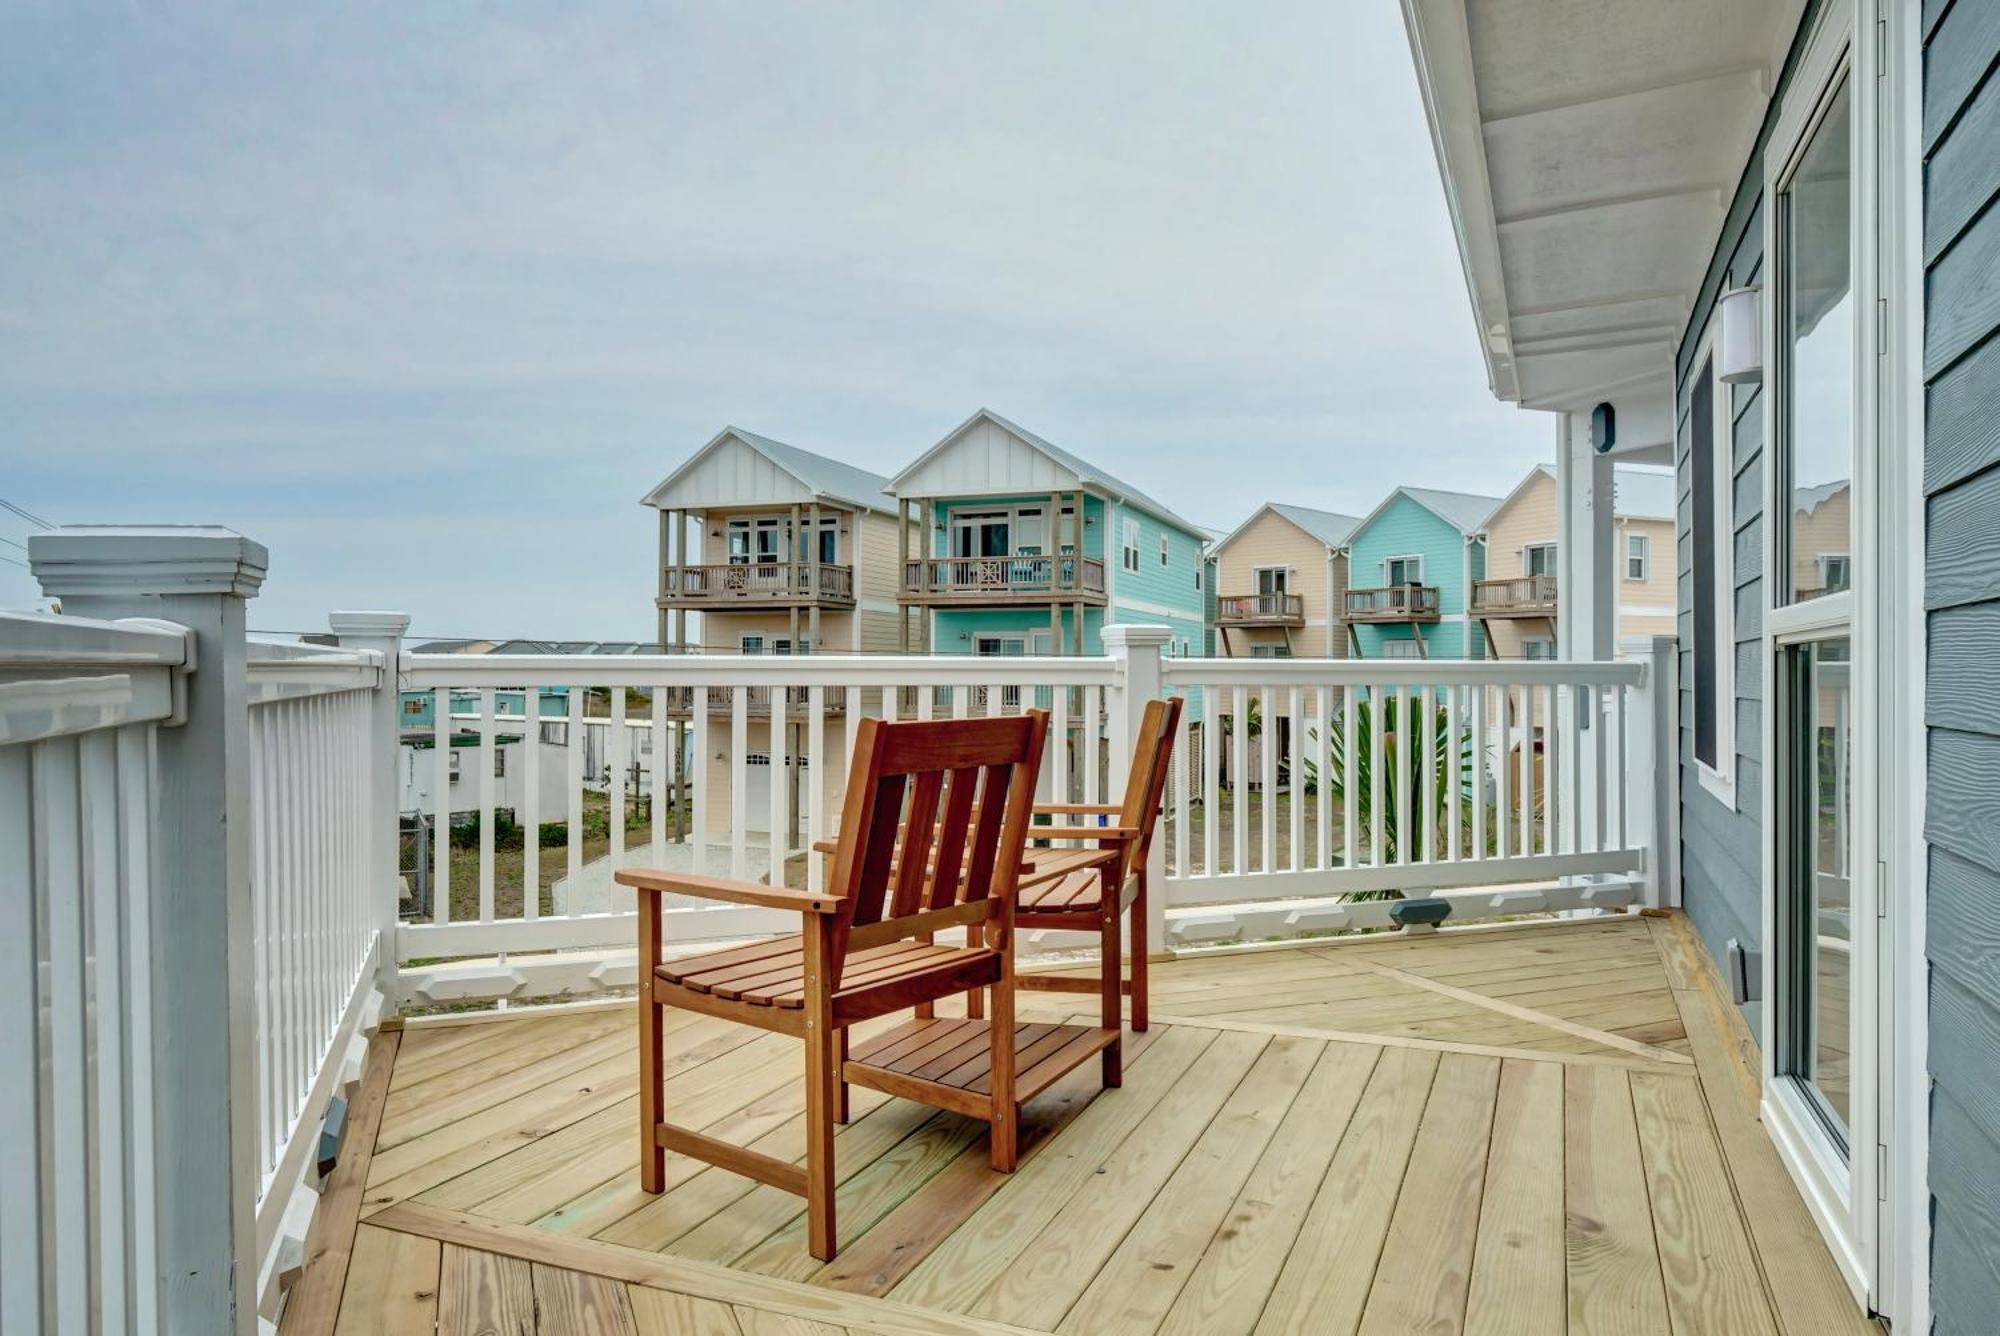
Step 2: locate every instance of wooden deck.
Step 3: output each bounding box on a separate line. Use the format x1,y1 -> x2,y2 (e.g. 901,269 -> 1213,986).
288,914 -> 1879,1335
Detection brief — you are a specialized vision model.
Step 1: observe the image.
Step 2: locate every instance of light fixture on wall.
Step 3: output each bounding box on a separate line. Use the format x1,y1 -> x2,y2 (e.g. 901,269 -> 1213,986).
1717,285 -> 1763,384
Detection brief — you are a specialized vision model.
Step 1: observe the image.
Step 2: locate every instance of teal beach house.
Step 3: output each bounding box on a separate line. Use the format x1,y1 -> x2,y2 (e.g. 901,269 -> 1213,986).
886,409 -> 1209,671
1341,485 -> 1498,658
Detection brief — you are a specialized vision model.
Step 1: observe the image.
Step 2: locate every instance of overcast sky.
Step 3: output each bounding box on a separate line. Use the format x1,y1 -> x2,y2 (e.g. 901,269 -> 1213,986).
2,0 -> 1555,639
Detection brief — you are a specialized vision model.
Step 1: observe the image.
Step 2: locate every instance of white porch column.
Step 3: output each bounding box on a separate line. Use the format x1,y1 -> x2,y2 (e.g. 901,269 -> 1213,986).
329,611 -> 411,1003
1103,623 -> 1170,956
1556,410 -> 1616,660
29,525 -> 266,1336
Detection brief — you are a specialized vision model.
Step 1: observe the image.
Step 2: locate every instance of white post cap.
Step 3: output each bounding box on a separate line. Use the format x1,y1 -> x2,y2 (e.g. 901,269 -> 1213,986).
328,611 -> 412,637
1101,624 -> 1174,649
29,525 -> 268,599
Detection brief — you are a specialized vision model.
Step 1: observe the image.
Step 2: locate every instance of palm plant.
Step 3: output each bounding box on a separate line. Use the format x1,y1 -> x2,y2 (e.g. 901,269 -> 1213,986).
1307,692 -> 1476,884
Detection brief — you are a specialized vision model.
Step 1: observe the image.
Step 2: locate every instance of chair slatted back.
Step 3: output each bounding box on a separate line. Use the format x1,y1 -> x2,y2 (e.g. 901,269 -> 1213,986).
827,711 -> 1049,973
1113,696 -> 1184,879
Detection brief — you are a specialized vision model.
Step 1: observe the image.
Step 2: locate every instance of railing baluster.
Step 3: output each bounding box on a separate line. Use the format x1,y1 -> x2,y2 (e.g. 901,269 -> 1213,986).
1342,683 -> 1358,869
567,688 -> 584,888
523,691 -> 541,920
609,687 -> 628,874
432,687 -> 450,924
1446,684 -> 1462,862
1052,678 -> 1071,807
1469,682 -> 1486,862
690,682 -> 709,877
1519,684 -> 1534,857
1084,686 -> 1101,807
1173,689 -> 1191,877
1393,685 -> 1411,867
1368,683 -> 1384,868
1287,685 -> 1303,873
770,681 -> 790,883
650,688 -> 666,867
1231,687 -> 1247,877
807,686 -> 826,895
1202,686 -> 1219,878
478,688 -> 497,924
1614,682 -> 1629,850
730,687 -> 749,882
1421,683 -> 1438,863
1313,687 -> 1330,870
1259,687 -> 1277,874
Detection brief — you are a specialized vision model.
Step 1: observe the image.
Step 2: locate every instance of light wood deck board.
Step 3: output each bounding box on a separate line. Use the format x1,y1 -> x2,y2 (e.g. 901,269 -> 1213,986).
310,913 -> 1874,1336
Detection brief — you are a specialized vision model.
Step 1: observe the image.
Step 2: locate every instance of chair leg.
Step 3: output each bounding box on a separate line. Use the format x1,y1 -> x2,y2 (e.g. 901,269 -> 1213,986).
989,963 -> 1018,1172
966,985 -> 986,1020
1100,868 -> 1123,1089
834,1028 -> 850,1124
637,899 -> 666,1194
805,1018 -> 839,1260
1130,870 -> 1149,1033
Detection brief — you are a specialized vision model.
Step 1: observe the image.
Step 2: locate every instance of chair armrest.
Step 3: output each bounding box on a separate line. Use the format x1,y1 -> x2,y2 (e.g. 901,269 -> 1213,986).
1029,825 -> 1139,841
614,868 -> 842,915
1034,802 -> 1123,816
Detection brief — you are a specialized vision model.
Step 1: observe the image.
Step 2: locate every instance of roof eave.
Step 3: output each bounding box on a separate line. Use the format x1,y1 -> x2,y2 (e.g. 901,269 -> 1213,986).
1401,0 -> 1519,405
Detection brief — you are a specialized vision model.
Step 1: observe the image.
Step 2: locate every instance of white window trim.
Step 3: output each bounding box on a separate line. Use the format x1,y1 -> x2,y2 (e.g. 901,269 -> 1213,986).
1625,532 -> 1650,582
1691,323 -> 1737,811
1252,564 -> 1292,596
1381,553 -> 1425,585
1121,516 -> 1141,572
1159,532 -> 1171,566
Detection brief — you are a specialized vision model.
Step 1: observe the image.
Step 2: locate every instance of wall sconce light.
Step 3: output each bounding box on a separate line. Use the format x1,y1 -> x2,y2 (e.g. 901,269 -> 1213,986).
1718,286 -> 1762,384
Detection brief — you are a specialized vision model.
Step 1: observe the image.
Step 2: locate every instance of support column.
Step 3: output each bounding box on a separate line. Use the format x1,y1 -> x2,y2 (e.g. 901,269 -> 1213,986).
672,508 -> 689,652
30,525 -> 267,1335
656,507 -> 671,649
328,611 -> 411,1002
1556,411 -> 1615,661
807,501 -> 821,652
897,497 -> 911,654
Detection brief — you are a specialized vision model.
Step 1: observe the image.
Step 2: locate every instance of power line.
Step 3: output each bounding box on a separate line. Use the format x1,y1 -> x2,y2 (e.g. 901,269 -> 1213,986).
0,497 -> 52,529
0,533 -> 26,551
0,553 -> 28,570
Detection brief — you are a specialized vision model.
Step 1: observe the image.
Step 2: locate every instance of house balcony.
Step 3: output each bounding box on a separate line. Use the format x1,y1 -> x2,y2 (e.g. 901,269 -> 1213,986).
658,561 -> 855,610
13,526 -> 1864,1336
901,555 -> 1107,606
1471,574 -> 1559,618
1216,591 -> 1305,626
1344,583 -> 1440,621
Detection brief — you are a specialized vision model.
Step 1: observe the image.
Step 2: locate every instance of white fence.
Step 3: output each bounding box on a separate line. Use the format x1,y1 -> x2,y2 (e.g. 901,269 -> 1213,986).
395,627 -> 1676,1003
1,610 -> 188,1336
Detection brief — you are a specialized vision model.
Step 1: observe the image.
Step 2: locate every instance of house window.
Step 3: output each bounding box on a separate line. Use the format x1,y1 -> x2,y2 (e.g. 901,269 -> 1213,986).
739,634 -> 764,655
1689,342 -> 1734,803
493,746 -> 506,779
1381,638 -> 1423,659
1250,644 -> 1292,659
1523,543 -> 1556,578
1255,567 -> 1290,596
402,698 -> 426,717
1778,80 -> 1853,608
951,510 -> 1012,559
1121,517 -> 1141,572
1522,636 -> 1556,661
817,525 -> 837,564
1384,555 -> 1423,586
1194,565 -> 1202,591
1626,533 -> 1650,581
1159,533 -> 1170,567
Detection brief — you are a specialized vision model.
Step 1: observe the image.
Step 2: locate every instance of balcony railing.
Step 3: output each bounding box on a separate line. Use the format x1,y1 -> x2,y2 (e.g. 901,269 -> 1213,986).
659,561 -> 854,607
1472,573 -> 1559,617
1217,592 -> 1305,625
1344,583 -> 1441,621
901,554 -> 1107,604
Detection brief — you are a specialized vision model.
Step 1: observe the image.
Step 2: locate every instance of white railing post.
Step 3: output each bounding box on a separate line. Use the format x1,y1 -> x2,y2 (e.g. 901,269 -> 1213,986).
329,611 -> 411,1003
30,524 -> 266,1336
1102,624 -> 1170,956
1644,634 -> 1682,909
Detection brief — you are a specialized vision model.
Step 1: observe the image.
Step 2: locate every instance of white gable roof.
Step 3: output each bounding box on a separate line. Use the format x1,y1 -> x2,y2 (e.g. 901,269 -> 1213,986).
640,428 -> 894,514
889,409 -> 1207,539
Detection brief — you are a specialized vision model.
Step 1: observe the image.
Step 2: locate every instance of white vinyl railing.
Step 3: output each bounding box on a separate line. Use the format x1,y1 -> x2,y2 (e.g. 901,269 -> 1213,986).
1155,653 -> 1671,943
1,610 -> 189,1335
243,641 -> 384,1278
398,649 -> 1120,1003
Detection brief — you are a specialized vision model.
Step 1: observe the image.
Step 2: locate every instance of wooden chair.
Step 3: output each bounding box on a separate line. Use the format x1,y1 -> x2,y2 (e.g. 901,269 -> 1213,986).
617,710 -> 1056,1262
1011,694 -> 1184,1071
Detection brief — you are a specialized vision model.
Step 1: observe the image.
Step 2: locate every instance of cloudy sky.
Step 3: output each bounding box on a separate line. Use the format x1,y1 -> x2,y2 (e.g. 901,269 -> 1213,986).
2,0 -> 1553,639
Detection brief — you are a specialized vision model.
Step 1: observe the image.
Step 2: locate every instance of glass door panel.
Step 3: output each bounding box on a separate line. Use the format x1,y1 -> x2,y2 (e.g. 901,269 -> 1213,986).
1777,635 -> 1853,1149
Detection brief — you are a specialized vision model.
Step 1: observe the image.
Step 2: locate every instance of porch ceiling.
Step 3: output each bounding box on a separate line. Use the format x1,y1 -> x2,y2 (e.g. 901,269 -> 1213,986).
1403,0 -> 1804,423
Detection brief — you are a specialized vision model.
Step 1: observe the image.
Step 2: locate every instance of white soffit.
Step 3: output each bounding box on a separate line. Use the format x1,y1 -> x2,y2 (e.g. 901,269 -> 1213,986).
1404,0 -> 1804,414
